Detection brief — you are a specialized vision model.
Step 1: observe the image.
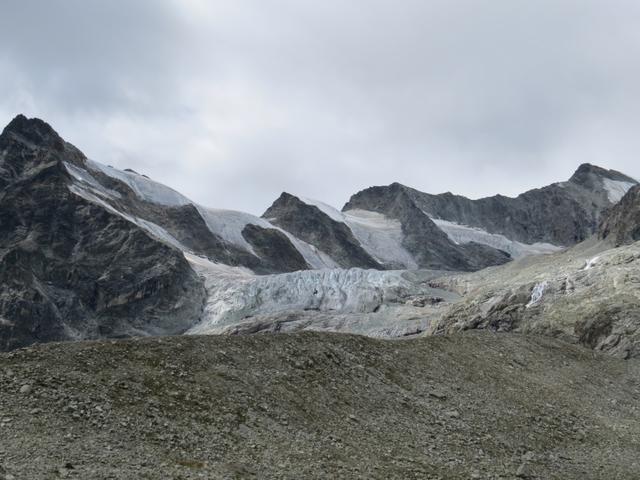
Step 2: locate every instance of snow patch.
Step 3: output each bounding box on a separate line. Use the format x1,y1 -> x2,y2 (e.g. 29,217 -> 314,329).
343,209 -> 418,269
602,178 -> 635,203
526,281 -> 548,308
584,256 -> 600,270
300,197 -> 345,223
64,162 -> 122,200
196,207 -> 270,254
195,206 -> 338,268
86,159 -> 191,206
296,197 -> 417,269
431,217 -> 562,258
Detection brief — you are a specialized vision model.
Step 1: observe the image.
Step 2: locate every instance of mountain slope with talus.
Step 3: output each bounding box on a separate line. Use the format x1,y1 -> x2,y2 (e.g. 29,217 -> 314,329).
1,331 -> 639,479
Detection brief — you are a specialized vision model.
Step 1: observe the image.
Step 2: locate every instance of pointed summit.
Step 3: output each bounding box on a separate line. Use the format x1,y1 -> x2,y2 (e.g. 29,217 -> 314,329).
569,163 -> 638,187
1,114 -> 65,150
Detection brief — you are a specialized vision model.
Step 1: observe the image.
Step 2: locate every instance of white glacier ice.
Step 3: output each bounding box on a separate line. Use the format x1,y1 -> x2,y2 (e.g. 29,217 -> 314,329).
602,178 -> 635,203
86,159 -> 191,207
343,209 -> 418,269
296,197 -> 417,268
186,259 -> 416,334
73,160 -> 337,268
430,218 -> 562,258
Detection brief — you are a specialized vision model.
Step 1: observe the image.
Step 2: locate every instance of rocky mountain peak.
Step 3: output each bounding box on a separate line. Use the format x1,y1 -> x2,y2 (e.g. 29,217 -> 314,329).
1,114 -> 65,151
568,163 -> 637,188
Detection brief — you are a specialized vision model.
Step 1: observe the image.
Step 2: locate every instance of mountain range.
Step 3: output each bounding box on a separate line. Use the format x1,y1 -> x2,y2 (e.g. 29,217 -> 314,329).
1,115 -> 639,353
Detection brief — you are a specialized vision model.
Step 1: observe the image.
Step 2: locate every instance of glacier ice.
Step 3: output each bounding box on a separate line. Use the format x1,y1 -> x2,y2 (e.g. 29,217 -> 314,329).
430,218 -> 562,258
602,178 -> 635,203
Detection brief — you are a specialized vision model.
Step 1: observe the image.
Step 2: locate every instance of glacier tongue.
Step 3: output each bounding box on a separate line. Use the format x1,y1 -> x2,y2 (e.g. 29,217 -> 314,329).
185,253 -> 457,336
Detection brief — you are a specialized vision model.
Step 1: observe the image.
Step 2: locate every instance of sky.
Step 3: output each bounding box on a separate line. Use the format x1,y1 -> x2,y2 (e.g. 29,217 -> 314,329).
2,0 -> 640,214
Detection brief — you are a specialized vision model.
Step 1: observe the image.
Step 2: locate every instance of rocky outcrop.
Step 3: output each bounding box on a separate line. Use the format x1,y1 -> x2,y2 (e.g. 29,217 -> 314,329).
241,223 -> 310,273
0,115 -> 205,351
263,193 -> 383,269
432,238 -> 640,359
599,185 -> 640,246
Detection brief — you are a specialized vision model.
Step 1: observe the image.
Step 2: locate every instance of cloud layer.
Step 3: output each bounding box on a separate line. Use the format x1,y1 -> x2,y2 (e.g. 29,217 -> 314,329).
2,0 -> 640,213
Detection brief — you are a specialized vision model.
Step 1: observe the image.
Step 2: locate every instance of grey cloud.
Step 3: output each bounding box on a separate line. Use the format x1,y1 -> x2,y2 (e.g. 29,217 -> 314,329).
2,0 -> 640,214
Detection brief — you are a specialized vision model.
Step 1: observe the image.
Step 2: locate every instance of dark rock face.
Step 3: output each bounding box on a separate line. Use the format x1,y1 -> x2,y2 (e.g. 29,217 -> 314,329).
0,115 -> 205,351
263,193 -> 383,269
599,185 -> 640,246
345,164 -> 638,246
241,223 -> 310,273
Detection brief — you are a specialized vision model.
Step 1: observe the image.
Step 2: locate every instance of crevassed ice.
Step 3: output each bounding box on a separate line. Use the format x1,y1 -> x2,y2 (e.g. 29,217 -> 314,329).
186,259 -> 414,334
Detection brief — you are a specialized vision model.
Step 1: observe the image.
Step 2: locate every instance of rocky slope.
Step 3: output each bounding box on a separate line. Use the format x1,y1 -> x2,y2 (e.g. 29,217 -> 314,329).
1,331 -> 639,479
430,186 -> 640,359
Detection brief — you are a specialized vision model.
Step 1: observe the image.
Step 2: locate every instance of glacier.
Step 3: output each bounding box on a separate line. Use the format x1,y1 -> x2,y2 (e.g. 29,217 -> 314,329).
185,252 -> 458,337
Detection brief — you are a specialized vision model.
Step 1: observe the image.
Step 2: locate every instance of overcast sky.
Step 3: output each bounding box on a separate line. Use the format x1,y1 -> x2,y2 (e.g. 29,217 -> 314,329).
2,1 -> 640,214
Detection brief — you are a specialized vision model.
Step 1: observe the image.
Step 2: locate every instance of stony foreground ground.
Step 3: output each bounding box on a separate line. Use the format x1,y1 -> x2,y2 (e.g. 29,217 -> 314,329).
1,331 -> 639,479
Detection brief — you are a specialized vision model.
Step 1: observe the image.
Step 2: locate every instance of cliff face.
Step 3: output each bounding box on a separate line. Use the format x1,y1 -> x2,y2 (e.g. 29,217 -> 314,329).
599,185 -> 640,246
0,115 -> 205,351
